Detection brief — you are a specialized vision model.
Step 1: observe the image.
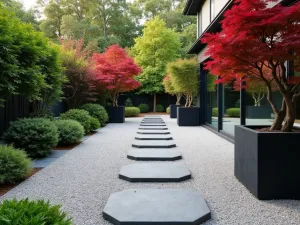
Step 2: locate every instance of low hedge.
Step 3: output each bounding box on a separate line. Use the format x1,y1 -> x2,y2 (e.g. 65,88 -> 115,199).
4,118 -> 58,158
138,103 -> 149,113
212,108 -> 218,117
125,107 -> 140,117
0,145 -> 32,184
60,109 -> 92,134
54,120 -> 84,145
226,108 -> 240,117
80,103 -> 108,125
156,104 -> 164,112
0,199 -> 72,225
166,106 -> 170,114
90,117 -> 100,131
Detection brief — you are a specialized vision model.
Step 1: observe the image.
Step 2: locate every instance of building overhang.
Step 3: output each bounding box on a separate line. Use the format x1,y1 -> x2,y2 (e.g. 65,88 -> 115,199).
183,0 -> 205,15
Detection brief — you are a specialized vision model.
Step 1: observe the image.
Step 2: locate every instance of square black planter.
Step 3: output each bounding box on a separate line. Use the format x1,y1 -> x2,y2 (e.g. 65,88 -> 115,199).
235,125 -> 300,200
170,104 -> 180,118
106,106 -> 125,123
177,107 -> 200,126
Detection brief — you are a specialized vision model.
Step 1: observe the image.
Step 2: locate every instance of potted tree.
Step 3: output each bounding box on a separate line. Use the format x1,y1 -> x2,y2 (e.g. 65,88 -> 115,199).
168,59 -> 199,126
91,45 -> 142,123
163,74 -> 182,118
202,0 -> 300,199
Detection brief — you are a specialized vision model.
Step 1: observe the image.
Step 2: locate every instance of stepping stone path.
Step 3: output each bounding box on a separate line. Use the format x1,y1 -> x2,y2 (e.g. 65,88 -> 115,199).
103,116 -> 211,224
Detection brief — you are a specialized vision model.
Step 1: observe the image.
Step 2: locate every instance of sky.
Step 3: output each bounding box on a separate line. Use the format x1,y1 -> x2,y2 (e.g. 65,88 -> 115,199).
22,0 -> 37,10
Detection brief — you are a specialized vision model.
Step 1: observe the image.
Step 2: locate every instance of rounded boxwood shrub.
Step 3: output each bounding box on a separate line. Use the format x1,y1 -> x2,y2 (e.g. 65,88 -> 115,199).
60,109 -> 92,134
0,145 -> 32,184
166,106 -> 170,114
4,118 -> 58,158
156,104 -> 164,112
80,103 -> 108,125
125,107 -> 140,117
0,198 -> 72,225
90,117 -> 100,131
212,108 -> 218,117
226,108 -> 240,117
54,120 -> 84,145
138,103 -> 149,113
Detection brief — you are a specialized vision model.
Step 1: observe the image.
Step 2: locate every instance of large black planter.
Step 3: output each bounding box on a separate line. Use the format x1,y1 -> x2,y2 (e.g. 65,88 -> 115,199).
170,104 -> 180,118
177,107 -> 200,126
106,106 -> 125,123
246,106 -> 273,119
235,125 -> 300,200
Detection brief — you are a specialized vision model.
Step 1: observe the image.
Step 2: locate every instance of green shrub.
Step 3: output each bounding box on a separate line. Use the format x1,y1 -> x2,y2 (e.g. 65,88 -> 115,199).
54,120 -> 84,145
0,146 -> 32,184
226,108 -> 240,117
125,107 -> 140,117
138,103 -> 149,113
125,98 -> 133,106
80,103 -> 108,125
4,118 -> 58,158
166,106 -> 170,114
156,104 -> 164,112
0,199 -> 72,225
212,108 -> 218,117
60,109 -> 92,134
90,117 -> 100,131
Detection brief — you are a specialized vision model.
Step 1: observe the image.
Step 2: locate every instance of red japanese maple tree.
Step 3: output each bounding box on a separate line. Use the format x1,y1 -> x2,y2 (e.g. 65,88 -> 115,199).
202,0 -> 300,132
91,45 -> 142,106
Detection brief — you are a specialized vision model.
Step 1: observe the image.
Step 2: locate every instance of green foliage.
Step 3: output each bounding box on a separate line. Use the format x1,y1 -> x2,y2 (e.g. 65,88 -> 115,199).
60,109 -> 92,134
0,145 -> 32,184
212,108 -> 218,117
4,118 -> 59,158
166,106 -> 170,114
0,199 -> 72,225
156,104 -> 164,112
138,103 -> 150,113
89,117 -> 100,131
125,98 -> 133,106
125,107 -> 140,117
54,120 -> 84,145
81,104 -> 105,124
226,108 -> 240,117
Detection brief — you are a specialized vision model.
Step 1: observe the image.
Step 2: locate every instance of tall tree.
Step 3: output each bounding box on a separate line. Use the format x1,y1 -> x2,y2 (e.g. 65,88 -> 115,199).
202,0 -> 300,132
133,17 -> 181,111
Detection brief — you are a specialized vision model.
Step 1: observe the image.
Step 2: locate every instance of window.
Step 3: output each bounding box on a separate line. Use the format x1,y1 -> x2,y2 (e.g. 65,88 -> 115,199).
210,0 -> 215,21
197,12 -> 202,37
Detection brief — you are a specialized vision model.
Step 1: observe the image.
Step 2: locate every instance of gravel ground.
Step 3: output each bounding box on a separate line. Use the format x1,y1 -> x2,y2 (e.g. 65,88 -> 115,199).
1,115 -> 300,225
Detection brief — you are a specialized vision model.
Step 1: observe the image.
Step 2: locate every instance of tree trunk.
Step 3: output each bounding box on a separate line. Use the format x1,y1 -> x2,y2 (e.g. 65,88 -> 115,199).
176,94 -> 182,105
153,93 -> 156,112
281,97 -> 296,132
269,98 -> 286,131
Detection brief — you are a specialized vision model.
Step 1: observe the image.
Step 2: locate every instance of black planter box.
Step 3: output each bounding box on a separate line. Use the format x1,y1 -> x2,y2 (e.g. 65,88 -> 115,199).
235,125 -> 300,200
170,104 -> 180,118
246,106 -> 273,119
177,107 -> 200,126
106,106 -> 125,123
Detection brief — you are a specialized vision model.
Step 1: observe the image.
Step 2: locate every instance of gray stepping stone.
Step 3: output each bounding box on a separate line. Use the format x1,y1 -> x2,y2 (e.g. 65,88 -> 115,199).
127,149 -> 182,161
103,189 -> 211,224
144,115 -> 161,118
119,164 -> 191,182
139,126 -> 168,130
135,135 -> 173,140
137,130 -> 170,135
140,123 -> 166,126
141,120 -> 164,123
132,140 -> 176,148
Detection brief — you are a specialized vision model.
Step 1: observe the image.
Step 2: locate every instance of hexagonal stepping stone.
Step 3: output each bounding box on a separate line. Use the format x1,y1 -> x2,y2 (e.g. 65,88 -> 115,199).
140,123 -> 166,126
135,135 -> 172,140
141,120 -> 164,123
103,189 -> 211,224
144,115 -> 161,118
137,130 -> 171,135
127,149 -> 181,161
132,140 -> 176,148
139,126 -> 168,130
119,164 -> 191,182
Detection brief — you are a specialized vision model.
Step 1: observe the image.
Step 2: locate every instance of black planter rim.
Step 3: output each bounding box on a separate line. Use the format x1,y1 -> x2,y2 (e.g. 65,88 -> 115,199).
236,125 -> 300,135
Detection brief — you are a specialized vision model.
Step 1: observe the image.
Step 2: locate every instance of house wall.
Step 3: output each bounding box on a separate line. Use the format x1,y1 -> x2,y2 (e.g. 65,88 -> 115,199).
201,0 -> 210,33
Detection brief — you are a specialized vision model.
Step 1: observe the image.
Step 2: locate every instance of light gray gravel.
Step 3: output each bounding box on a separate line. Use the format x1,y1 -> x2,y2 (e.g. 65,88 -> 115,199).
1,116 -> 300,225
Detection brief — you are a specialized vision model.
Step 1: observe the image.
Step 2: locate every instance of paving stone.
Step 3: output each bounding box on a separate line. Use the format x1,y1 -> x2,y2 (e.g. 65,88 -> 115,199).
132,140 -> 176,148
33,150 -> 69,168
141,120 -> 164,123
103,189 -> 210,224
144,116 -> 162,118
140,123 -> 166,126
127,149 -> 182,161
119,164 -> 191,182
135,135 -> 173,140
138,126 -> 168,130
137,130 -> 171,135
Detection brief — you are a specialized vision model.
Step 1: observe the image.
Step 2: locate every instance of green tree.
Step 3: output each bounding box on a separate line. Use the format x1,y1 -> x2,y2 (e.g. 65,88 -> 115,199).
133,17 -> 181,111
